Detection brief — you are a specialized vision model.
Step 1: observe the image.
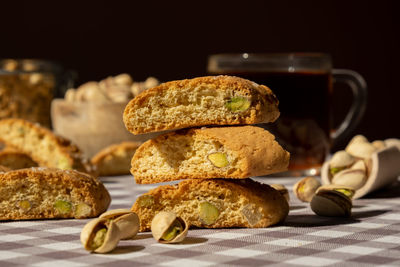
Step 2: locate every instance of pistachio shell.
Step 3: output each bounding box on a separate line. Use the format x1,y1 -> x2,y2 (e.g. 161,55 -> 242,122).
151,211 -> 188,244
330,150 -> 355,169
331,169 -> 367,190
316,184 -> 355,199
345,141 -> 376,159
293,177 -> 321,202
384,138 -> 400,150
310,194 -> 351,217
270,184 -> 290,202
80,218 -> 120,253
100,209 -> 140,240
350,160 -> 366,172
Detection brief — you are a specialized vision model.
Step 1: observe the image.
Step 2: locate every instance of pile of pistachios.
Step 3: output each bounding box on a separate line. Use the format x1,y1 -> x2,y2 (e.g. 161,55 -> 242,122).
328,135 -> 400,190
81,209 -> 188,253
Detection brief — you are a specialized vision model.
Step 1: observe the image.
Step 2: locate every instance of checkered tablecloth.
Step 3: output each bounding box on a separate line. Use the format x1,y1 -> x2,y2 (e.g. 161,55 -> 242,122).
1,175 -> 400,267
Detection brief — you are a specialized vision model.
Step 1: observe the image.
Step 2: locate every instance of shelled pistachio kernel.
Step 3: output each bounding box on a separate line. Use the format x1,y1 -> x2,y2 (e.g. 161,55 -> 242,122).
225,96 -> 251,112
151,211 -> 188,244
75,203 -> 92,218
208,152 -> 229,168
92,228 -> 107,250
57,157 -> 72,170
293,177 -> 321,203
199,202 -> 220,225
137,195 -> 154,208
54,200 -> 72,214
18,200 -> 32,211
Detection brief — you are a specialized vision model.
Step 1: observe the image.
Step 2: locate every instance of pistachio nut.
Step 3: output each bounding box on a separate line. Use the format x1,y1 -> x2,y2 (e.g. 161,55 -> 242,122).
316,185 -> 355,199
311,187 -> 352,217
100,209 -> 139,240
137,195 -> 155,208
199,201 -> 220,225
151,211 -> 188,244
75,203 -> 93,218
329,150 -> 355,176
350,159 -> 367,172
208,152 -> 229,168
81,218 -> 120,253
241,203 -> 262,226
372,140 -> 386,150
345,140 -> 376,159
293,177 -> 321,202
225,96 -> 251,112
270,184 -> 290,202
331,169 -> 367,190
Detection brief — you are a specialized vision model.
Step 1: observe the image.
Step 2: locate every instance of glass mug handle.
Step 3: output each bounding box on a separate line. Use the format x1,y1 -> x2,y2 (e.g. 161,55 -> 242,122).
331,69 -> 368,143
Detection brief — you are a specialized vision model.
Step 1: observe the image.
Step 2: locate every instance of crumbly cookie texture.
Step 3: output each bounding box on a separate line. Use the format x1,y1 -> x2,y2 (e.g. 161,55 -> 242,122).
0,119 -> 92,174
131,178 -> 289,232
0,167 -> 110,220
131,126 -> 290,184
91,141 -> 141,176
123,75 -> 280,134
0,150 -> 38,170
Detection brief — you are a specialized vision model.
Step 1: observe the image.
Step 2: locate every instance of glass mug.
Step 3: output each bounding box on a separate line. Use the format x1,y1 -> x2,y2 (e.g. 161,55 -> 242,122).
208,53 -> 367,176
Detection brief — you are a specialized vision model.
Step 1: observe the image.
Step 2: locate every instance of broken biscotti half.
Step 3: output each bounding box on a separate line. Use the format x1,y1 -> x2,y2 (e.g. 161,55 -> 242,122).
0,119 -> 92,174
123,75 -> 280,134
0,150 -> 38,170
91,141 -> 141,176
131,125 -> 290,184
0,167 -> 111,220
131,178 -> 289,232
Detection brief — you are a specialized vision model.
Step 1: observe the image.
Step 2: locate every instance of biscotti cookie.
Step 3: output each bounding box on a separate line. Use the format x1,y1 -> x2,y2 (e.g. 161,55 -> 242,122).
131,125 -> 290,184
123,75 -> 280,134
0,119 -> 92,174
131,178 -> 289,231
0,150 -> 38,170
0,167 -> 111,220
91,141 -> 141,176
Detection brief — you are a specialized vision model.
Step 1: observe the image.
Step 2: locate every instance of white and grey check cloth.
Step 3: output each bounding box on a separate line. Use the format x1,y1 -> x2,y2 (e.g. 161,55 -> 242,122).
1,176 -> 400,267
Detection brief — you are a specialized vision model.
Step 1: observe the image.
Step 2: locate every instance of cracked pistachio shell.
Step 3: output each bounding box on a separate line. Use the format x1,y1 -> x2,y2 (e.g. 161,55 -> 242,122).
345,140 -> 376,159
293,177 -> 321,202
311,189 -> 352,217
330,151 -> 355,169
151,211 -> 188,244
384,138 -> 400,150
372,140 -> 386,150
80,218 -> 120,253
350,160 -> 367,172
316,185 -> 355,199
331,169 -> 367,190
100,209 -> 140,240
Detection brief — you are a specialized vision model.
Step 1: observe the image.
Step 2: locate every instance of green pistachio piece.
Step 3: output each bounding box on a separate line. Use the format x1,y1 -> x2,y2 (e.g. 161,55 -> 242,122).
91,228 -> 107,250
137,195 -> 154,208
208,152 -> 229,168
161,219 -> 183,241
330,167 -> 345,176
54,200 -> 72,214
18,200 -> 31,211
334,189 -> 355,199
58,158 -> 72,170
225,97 -> 251,112
199,202 -> 220,225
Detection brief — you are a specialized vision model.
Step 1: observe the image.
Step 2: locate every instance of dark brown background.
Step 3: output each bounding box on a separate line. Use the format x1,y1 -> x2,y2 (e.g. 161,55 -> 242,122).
1,0 -> 399,149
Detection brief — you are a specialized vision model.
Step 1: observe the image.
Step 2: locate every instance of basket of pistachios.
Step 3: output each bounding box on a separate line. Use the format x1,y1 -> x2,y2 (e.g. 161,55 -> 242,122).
321,135 -> 400,199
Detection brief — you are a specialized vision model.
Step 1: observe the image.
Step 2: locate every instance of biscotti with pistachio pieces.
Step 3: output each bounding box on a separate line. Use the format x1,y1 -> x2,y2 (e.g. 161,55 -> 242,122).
0,167 -> 111,220
131,125 -> 290,184
0,119 -> 92,174
91,141 -> 141,176
123,75 -> 280,134
131,178 -> 289,232
0,150 -> 38,170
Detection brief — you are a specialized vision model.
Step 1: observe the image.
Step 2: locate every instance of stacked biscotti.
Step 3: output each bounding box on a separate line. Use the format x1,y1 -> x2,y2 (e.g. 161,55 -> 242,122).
123,75 -> 290,231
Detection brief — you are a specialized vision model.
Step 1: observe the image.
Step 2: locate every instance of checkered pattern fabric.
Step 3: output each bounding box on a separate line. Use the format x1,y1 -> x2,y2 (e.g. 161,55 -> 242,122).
1,176 -> 400,266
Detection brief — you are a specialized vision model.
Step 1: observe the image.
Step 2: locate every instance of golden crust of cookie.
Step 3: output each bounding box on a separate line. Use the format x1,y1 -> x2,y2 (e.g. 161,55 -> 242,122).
131,126 -> 290,184
131,178 -> 289,232
0,167 -> 111,220
123,75 -> 280,134
91,141 -> 141,176
0,119 -> 92,174
0,150 -> 38,170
